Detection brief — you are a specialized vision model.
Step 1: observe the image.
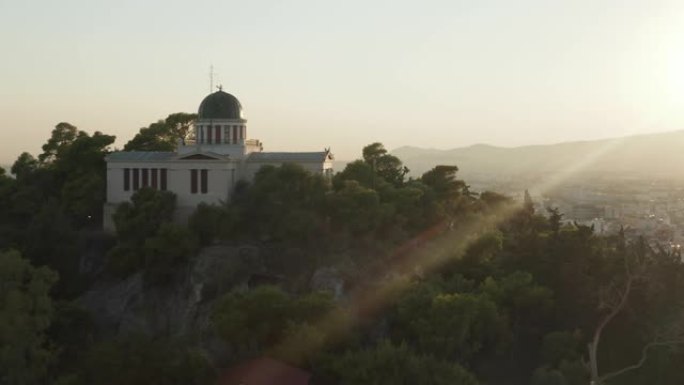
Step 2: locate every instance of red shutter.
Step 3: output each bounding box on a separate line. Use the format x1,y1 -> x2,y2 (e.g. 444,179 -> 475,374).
151,168 -> 158,189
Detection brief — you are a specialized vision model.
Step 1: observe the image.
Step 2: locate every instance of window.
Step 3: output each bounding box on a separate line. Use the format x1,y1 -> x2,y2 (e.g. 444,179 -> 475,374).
201,169 -> 208,194
215,125 -> 221,143
190,169 -> 208,194
151,168 -> 158,189
142,168 -> 149,187
160,169 -> 167,191
232,125 -> 238,143
124,168 -> 130,191
191,169 -> 198,194
132,168 -> 140,191
207,126 -> 213,144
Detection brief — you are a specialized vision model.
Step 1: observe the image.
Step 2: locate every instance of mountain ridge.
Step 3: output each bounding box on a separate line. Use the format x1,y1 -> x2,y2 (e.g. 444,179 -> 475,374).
392,130 -> 684,180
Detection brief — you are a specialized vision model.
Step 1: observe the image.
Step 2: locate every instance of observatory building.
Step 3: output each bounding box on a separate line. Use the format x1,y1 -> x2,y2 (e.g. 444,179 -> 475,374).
103,88 -> 334,231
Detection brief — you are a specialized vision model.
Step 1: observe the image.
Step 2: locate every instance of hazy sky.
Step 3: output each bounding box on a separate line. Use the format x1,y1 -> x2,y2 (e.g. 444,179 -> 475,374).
2,0 -> 684,164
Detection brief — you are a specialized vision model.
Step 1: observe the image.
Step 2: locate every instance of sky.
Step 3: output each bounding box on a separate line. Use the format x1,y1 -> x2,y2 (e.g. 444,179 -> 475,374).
2,0 -> 684,164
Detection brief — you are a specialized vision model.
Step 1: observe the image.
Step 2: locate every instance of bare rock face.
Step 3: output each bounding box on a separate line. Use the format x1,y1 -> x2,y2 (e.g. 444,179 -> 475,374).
77,244 -> 348,364
78,245 -> 263,339
310,267 -> 345,299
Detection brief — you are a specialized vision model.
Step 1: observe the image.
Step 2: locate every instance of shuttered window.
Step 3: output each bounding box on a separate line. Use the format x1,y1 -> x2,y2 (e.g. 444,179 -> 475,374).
132,168 -> 140,191
191,169 -> 198,194
160,169 -> 167,191
201,169 -> 208,194
151,168 -> 158,189
123,168 -> 130,191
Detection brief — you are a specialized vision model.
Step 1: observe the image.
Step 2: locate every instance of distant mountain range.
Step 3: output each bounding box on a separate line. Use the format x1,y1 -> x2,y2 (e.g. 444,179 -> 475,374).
392,130 -> 684,182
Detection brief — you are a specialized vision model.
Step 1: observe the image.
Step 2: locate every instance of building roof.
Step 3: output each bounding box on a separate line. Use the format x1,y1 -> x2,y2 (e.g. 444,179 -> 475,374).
106,151 -> 176,162
198,90 -> 244,120
218,357 -> 310,385
106,149 -> 333,163
248,151 -> 332,163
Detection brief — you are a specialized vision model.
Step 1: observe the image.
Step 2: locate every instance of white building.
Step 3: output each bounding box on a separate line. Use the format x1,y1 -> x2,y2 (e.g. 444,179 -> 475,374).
103,88 -> 334,231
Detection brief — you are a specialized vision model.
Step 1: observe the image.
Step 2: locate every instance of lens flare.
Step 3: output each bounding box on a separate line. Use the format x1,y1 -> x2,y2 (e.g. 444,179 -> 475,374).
270,137 -> 628,365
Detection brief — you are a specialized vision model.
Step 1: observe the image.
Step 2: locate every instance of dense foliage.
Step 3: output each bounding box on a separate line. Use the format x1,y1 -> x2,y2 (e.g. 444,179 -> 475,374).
0,250 -> 57,385
2,121 -> 684,385
123,113 -> 197,152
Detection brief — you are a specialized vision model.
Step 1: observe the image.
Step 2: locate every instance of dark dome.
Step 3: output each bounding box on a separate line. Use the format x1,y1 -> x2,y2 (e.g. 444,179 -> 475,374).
198,90 -> 244,120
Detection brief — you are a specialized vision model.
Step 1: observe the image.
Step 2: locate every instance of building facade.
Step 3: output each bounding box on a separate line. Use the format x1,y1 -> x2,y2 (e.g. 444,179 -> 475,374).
103,88 -> 334,231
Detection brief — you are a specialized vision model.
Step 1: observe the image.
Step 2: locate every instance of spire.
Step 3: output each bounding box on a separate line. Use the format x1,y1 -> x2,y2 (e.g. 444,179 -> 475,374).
524,189 -> 534,213
209,65 -> 215,93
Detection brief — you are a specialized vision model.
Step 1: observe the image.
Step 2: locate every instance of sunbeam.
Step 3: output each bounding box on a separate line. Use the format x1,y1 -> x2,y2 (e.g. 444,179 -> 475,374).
270,135 -> 632,365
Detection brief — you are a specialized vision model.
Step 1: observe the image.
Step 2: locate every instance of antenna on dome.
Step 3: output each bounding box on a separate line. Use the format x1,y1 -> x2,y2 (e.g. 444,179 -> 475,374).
209,65 -> 216,93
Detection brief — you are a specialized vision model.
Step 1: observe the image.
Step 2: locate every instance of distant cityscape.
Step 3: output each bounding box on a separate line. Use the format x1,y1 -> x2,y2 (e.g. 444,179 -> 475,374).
468,173 -> 684,248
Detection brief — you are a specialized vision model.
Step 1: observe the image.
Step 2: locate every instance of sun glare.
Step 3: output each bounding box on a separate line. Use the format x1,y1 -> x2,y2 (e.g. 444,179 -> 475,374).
666,48 -> 684,103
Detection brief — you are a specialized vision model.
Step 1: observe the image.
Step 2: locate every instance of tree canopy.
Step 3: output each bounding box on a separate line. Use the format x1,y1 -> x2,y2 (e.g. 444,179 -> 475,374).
5,120 -> 684,385
0,250 -> 58,385
124,113 -> 197,152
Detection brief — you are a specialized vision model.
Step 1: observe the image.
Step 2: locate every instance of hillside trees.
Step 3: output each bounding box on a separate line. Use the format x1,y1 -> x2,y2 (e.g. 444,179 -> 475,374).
39,122 -> 78,163
0,123 -> 114,298
0,250 -> 58,385
143,223 -> 197,285
37,123 -> 115,227
187,203 -> 233,246
107,188 -> 198,285
420,165 -> 470,221
229,163 -> 328,245
330,143 -> 469,244
78,335 -> 214,385
7,123 -> 115,229
0,166 -> 17,247
319,340 -> 479,385
212,286 -> 334,355
10,123 -> 684,385
585,242 -> 684,385
362,142 -> 409,187
108,188 -> 181,277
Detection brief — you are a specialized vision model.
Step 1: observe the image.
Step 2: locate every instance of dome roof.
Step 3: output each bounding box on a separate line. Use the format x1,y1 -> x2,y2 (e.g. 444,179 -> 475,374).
198,90 -> 244,120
